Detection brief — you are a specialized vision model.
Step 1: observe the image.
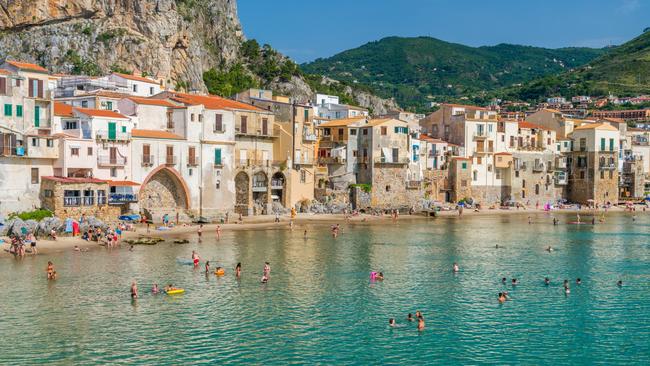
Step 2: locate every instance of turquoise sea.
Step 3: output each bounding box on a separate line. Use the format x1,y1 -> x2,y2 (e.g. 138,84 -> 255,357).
1,212 -> 649,365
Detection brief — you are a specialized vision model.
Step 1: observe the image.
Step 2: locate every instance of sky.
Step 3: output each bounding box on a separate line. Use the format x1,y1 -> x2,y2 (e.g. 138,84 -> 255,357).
238,0 -> 648,64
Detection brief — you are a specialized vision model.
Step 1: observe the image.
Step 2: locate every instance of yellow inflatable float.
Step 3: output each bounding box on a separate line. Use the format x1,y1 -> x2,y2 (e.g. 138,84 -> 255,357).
165,288 -> 185,295
215,268 -> 225,276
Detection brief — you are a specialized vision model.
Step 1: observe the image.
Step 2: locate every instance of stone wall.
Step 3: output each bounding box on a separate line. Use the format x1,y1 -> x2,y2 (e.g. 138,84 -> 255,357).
449,158 -> 472,203
423,169 -> 450,202
508,152 -> 563,205
568,151 -> 619,205
40,180 -> 120,222
371,164 -> 424,209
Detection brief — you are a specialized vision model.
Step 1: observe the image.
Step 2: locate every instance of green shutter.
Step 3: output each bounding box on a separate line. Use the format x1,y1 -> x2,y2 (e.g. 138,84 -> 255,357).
34,106 -> 40,127
106,101 -> 113,110
304,109 -> 309,120
600,138 -> 605,151
121,126 -> 127,133
4,104 -> 11,116
609,138 -> 614,151
462,162 -> 467,169
16,105 -> 22,117
214,148 -> 222,165
108,122 -> 116,140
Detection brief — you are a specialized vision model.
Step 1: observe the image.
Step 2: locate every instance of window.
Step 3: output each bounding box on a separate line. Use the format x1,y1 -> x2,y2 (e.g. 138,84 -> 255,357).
132,84 -> 138,93
190,113 -> 195,122
28,78 -> 43,98
16,105 -> 23,117
609,138 -> 614,152
522,179 -> 526,188
385,185 -> 391,192
120,126 -> 126,134
580,138 -> 586,151
71,147 -> 79,156
149,87 -> 154,95
380,126 -> 387,135
510,136 -> 515,148
300,170 -> 306,183
46,139 -> 53,147
31,138 -> 38,147
81,101 -> 88,108
87,147 -> 93,156
304,109 -> 309,121
501,135 -> 505,142
350,129 -> 357,135
106,101 -> 113,110
262,118 -> 269,135
363,129 -> 368,135
600,170 -> 605,179
198,114 -> 203,122
31,168 -> 39,184
44,189 -> 53,198
240,116 -> 248,133
600,138 -> 606,151
214,114 -> 223,132
166,111 -> 174,129
535,184 -> 540,195
4,104 -> 11,116
34,106 -> 40,127
338,128 -> 344,137
580,171 -> 585,179
461,162 -> 467,169
214,148 -> 222,166
609,171 -> 613,179
472,170 -> 478,181
64,120 -> 77,130
496,170 -> 501,179
0,77 -> 5,95
110,168 -> 117,177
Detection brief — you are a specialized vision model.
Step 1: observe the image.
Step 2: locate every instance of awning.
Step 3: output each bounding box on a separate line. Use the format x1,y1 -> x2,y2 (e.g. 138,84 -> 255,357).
107,180 -> 140,186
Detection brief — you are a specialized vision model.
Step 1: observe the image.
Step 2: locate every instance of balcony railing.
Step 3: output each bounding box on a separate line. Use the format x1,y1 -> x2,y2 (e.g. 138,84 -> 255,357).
109,193 -> 138,204
271,179 -> 284,189
236,159 -> 285,168
165,156 -> 177,166
318,156 -> 346,164
303,133 -> 317,142
97,155 -> 127,166
97,196 -> 107,205
63,196 -> 95,207
473,132 -> 488,140
599,164 -> 616,170
252,181 -> 268,192
0,145 -> 26,157
96,130 -> 131,142
141,154 -> 154,166
532,163 -> 545,172
406,181 -> 421,189
187,157 -> 199,167
374,157 -> 409,164
235,126 -> 276,138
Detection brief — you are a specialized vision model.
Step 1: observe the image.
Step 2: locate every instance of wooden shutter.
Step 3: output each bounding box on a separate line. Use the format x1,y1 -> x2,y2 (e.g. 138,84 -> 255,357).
0,133 -> 4,155
142,144 -> 150,156
189,146 -> 195,164
241,116 -> 247,133
0,78 -> 5,95
262,118 -> 268,135
215,114 -> 222,132
38,80 -> 44,98
28,78 -> 34,97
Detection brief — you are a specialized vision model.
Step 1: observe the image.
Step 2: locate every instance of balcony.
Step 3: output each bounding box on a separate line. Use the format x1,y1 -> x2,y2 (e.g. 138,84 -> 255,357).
475,146 -> 494,154
252,181 -> 267,192
532,163 -> 545,172
164,156 -> 177,166
187,157 -> 199,167
96,130 -> 131,142
599,163 -> 616,170
0,145 -> 26,157
63,196 -> 95,207
374,157 -> 410,165
555,172 -> 568,185
141,155 -> 155,167
303,133 -> 318,142
555,158 -> 567,169
514,162 -> 527,171
271,179 -> 284,190
406,181 -> 421,190
473,132 -> 488,140
294,157 -> 314,166
109,193 -> 138,204
318,156 -> 346,164
235,126 -> 277,138
97,155 -> 127,167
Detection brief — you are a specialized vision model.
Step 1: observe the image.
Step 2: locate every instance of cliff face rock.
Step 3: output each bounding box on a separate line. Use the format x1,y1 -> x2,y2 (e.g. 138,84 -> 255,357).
0,0 -> 243,89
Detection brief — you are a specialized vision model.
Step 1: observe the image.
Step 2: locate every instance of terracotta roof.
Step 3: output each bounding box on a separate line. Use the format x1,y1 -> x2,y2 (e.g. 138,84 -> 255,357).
365,118 -> 403,127
494,152 -> 513,155
573,123 -> 619,132
443,103 -> 487,111
87,90 -> 133,99
127,96 -> 179,107
0,69 -> 11,75
418,135 -> 446,143
51,132 -> 79,139
168,92 -> 264,112
54,102 -> 74,117
131,129 -> 184,140
599,117 -> 626,124
112,72 -> 159,84
453,157 -> 471,160
6,60 -> 48,73
74,108 -> 128,119
42,176 -> 107,184
318,117 -> 366,128
628,127 -> 645,132
106,180 -> 140,186
518,121 -> 548,130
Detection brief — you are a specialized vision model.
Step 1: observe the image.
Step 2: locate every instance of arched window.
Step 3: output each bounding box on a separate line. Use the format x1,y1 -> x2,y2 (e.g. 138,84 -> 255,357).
473,170 -> 478,181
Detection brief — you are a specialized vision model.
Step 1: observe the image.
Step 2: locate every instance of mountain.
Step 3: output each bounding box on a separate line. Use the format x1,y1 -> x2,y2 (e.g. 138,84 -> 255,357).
0,0 -> 397,114
501,31 -> 650,101
301,36 -> 606,110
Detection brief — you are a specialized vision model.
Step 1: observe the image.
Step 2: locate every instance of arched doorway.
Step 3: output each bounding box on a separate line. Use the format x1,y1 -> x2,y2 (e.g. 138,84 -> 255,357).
235,172 -> 250,216
271,172 -> 286,207
140,166 -> 191,218
252,171 -> 268,215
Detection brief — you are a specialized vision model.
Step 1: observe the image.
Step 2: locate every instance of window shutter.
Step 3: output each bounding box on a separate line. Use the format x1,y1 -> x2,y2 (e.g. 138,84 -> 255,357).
16,105 -> 22,117
28,78 -> 34,97
214,148 -> 222,165
0,78 -> 5,95
38,80 -> 44,98
4,104 -> 11,116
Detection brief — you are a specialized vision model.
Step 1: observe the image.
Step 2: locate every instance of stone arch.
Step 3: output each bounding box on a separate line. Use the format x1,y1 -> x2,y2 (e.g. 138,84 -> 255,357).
271,171 -> 286,207
235,171 -> 250,215
252,171 -> 269,214
140,166 -> 191,213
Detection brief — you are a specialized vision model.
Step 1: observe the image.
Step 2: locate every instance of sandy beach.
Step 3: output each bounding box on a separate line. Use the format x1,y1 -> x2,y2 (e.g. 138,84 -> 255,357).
1,204 -> 641,256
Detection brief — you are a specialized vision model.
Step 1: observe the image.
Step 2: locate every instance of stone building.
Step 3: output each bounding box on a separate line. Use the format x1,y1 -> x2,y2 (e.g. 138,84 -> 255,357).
449,157 -> 472,203
567,123 -> 620,205
620,155 -> 645,199
316,117 -> 367,189
40,176 -> 120,221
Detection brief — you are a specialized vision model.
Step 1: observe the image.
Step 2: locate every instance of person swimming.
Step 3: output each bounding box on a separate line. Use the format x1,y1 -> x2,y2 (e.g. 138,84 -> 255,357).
131,281 -> 138,299
453,262 -> 459,273
375,272 -> 384,280
417,316 -> 425,331
501,277 -> 507,284
415,311 -> 423,320
205,261 -> 210,274
152,284 -> 160,294
407,313 -> 414,322
544,277 -> 550,285
564,285 -> 571,294
511,278 -> 518,285
498,292 -> 507,303
192,250 -> 200,268
617,280 -> 623,287
576,278 -> 582,285
389,318 -> 396,327
546,246 -> 554,252
46,261 -> 54,280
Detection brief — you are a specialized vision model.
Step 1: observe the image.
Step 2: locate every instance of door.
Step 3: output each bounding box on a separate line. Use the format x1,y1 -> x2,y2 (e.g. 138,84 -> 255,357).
34,106 -> 40,127
109,147 -> 117,165
108,122 -> 116,140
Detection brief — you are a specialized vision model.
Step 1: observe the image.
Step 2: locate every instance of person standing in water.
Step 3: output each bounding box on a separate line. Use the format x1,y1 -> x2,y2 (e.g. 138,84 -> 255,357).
46,261 -> 55,280
235,262 -> 242,278
216,225 -> 222,240
205,261 -> 211,274
417,316 -> 425,331
131,281 -> 138,299
192,250 -> 200,268
198,225 -> 203,242
453,262 -> 459,273
261,262 -> 271,282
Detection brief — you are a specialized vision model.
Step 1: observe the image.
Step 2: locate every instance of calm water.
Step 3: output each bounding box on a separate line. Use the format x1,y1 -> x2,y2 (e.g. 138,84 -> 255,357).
1,213 -> 649,365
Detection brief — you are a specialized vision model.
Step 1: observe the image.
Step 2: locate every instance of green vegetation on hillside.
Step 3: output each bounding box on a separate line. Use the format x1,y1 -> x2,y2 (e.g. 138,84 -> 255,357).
301,36 -> 606,110
499,32 -> 650,102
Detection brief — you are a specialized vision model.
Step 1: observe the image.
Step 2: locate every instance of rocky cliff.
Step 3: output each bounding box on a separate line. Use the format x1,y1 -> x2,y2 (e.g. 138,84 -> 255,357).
0,0 -> 242,89
0,0 -> 398,113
